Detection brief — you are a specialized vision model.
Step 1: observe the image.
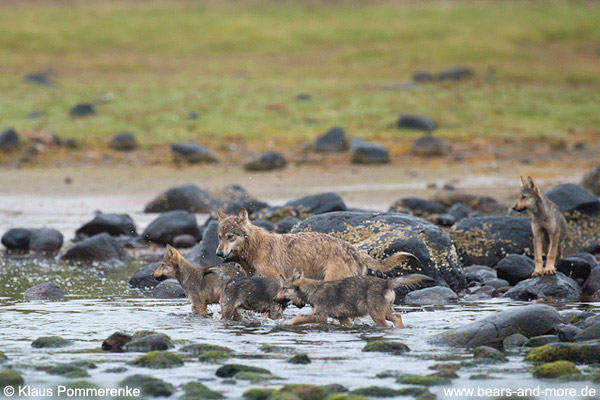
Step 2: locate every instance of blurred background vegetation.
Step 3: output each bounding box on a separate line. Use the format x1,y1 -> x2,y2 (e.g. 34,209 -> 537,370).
1,0 -> 599,148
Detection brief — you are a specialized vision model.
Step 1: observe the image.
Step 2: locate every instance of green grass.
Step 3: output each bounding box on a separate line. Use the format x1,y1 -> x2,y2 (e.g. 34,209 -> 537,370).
0,0 -> 599,148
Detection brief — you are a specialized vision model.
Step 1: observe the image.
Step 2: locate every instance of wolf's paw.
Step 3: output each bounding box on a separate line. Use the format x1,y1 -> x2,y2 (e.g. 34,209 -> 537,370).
281,319 -> 294,326
531,269 -> 543,277
543,268 -> 556,275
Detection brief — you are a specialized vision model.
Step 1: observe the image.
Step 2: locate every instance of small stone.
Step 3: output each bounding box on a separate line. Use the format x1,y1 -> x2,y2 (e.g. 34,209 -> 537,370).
102,331 -> 133,352
473,346 -> 508,363
69,103 -> 96,117
411,136 -> 448,156
287,353 -> 311,364
109,132 -> 137,151
46,361 -> 95,378
0,370 -> 24,389
124,332 -> 173,352
31,336 -> 72,348
131,351 -> 184,369
181,382 -> 224,399
523,335 -> 560,348
120,374 -> 175,397
0,128 -> 21,152
198,351 -> 230,363
315,126 -> 348,153
24,282 -> 67,300
362,341 -> 410,355
244,152 -> 287,171
216,364 -> 271,378
398,115 -> 436,131
504,333 -> 528,349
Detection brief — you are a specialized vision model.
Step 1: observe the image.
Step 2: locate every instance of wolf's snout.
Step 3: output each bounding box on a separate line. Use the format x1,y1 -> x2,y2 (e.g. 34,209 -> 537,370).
512,205 -> 524,212
216,250 -> 224,258
153,273 -> 167,282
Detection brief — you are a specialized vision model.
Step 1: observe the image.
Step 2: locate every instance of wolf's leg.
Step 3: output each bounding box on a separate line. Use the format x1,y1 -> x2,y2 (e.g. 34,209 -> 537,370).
369,311 -> 388,327
337,317 -> 352,325
387,313 -> 404,329
556,240 -> 564,262
194,301 -> 208,316
532,226 -> 544,277
282,314 -> 327,326
544,235 -> 559,275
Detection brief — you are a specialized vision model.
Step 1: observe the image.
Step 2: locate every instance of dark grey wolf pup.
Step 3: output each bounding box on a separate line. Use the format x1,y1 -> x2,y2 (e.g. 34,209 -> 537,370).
152,245 -> 245,315
205,267 -> 300,320
275,270 -> 433,328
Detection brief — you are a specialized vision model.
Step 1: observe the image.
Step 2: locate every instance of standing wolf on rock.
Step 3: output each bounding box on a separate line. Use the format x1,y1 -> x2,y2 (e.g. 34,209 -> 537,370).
512,176 -> 568,277
216,208 -> 419,280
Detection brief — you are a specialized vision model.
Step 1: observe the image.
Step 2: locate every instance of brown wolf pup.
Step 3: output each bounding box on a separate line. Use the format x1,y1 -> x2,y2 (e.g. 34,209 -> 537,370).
152,245 -> 245,316
203,267 -> 298,320
512,176 -> 568,277
216,208 -> 418,280
275,270 -> 434,328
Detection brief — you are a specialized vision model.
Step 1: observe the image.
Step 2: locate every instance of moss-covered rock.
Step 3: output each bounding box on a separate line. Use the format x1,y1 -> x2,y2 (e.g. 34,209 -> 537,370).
523,335 -> 559,348
350,386 -> 398,397
397,373 -> 451,386
469,374 -> 492,380
259,344 -> 292,353
234,371 -> 281,382
216,364 -> 271,378
0,351 -> 7,363
362,341 -> 410,355
429,362 -> 460,371
570,314 -> 584,324
325,395 -> 369,400
180,343 -> 234,355
435,368 -> 459,378
63,380 -> 100,390
31,336 -> 72,348
120,374 -> 174,397
105,367 -> 128,373
524,340 -> 600,364
533,361 -> 580,378
124,333 -> 173,352
131,351 -> 184,369
396,387 -> 434,400
322,384 -> 347,394
473,346 -> 508,364
181,382 -> 224,399
0,370 -> 24,389
198,351 -> 230,363
288,354 -> 311,364
271,385 -> 328,400
243,388 -> 274,400
46,361 -> 96,378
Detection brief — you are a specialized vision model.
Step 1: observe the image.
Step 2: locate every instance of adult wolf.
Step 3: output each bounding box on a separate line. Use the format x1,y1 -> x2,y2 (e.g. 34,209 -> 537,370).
216,208 -> 419,280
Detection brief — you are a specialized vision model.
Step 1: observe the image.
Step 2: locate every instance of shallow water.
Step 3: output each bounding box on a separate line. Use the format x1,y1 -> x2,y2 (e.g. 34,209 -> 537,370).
1,197 -> 600,400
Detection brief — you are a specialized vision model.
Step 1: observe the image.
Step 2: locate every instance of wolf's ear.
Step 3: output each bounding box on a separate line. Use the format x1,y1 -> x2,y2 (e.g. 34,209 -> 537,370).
291,269 -> 304,286
166,244 -> 181,264
527,176 -> 539,194
217,210 -> 227,220
520,176 -> 528,187
236,208 -> 249,223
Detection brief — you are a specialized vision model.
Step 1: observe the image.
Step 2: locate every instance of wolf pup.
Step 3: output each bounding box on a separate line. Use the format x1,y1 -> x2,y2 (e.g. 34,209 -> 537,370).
152,245 -> 245,316
275,269 -> 433,328
204,267 -> 295,320
512,176 -> 568,277
216,208 -> 419,280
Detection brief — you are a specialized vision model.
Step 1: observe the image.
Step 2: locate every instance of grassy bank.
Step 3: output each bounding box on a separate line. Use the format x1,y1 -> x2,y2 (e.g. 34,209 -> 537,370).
0,0 -> 599,148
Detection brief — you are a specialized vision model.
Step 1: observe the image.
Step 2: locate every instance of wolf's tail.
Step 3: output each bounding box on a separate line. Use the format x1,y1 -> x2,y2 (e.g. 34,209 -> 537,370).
358,251 -> 422,272
386,274 -> 435,290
